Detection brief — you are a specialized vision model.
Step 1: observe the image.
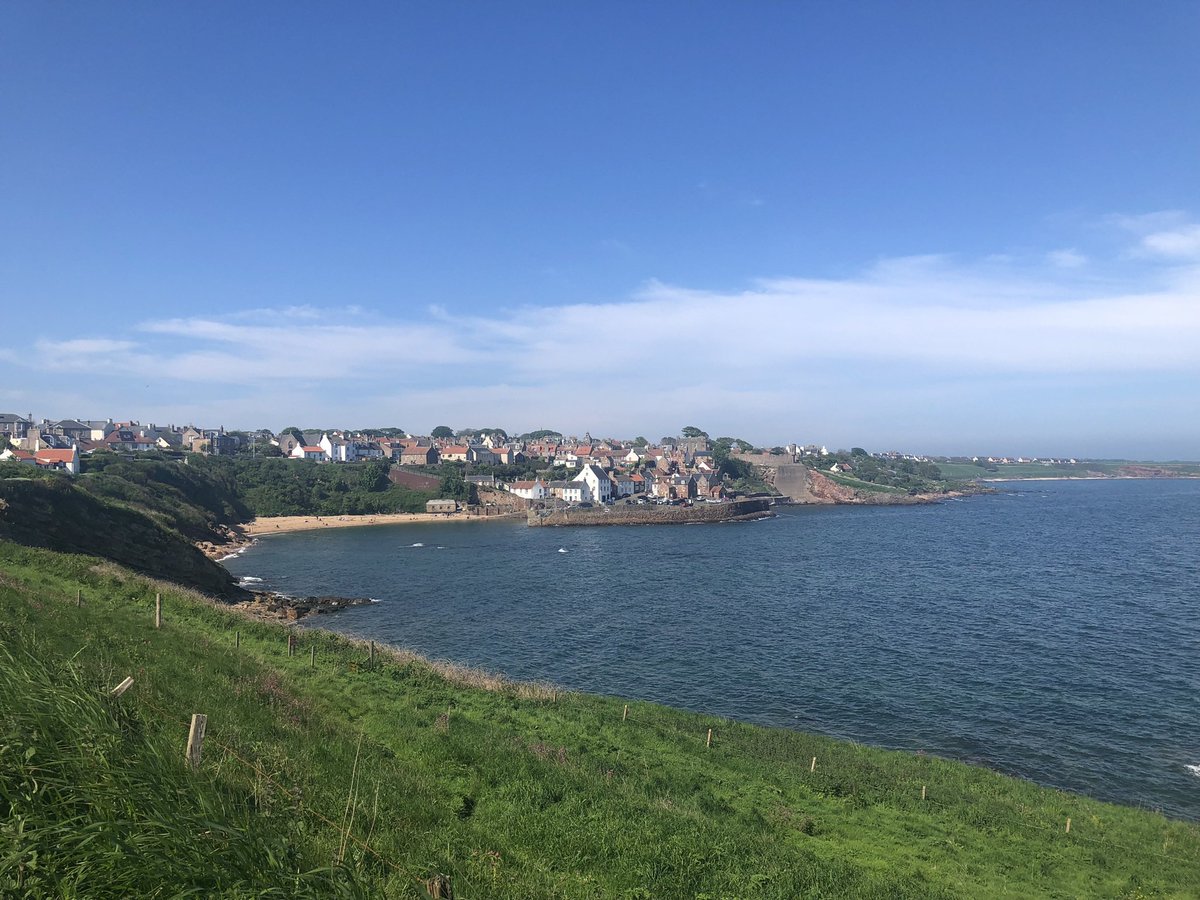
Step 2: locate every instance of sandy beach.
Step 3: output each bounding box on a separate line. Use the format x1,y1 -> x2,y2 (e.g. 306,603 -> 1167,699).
242,511 -> 518,536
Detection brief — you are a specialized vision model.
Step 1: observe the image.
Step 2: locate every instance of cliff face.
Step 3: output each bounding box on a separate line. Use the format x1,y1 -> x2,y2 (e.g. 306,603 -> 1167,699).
755,463 -> 953,505
0,477 -> 246,598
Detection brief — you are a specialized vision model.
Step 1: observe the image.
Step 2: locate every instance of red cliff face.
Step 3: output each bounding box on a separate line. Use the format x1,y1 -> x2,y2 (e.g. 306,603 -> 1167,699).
803,470 -> 861,503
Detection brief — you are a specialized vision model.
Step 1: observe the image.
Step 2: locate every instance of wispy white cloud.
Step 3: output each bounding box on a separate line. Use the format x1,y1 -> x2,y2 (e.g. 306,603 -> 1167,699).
1107,210 -> 1200,261
27,251 -> 1200,384
1047,248 -> 1087,268
1141,225 -> 1200,260
36,338 -> 138,355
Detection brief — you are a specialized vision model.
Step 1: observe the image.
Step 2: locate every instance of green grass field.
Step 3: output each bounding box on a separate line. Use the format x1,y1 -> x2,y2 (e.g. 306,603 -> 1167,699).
934,461 -> 1200,481
822,473 -> 910,494
4,540 -> 1199,898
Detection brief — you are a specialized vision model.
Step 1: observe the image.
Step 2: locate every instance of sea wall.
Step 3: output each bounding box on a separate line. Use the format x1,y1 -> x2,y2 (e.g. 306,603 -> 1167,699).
527,498 -> 773,527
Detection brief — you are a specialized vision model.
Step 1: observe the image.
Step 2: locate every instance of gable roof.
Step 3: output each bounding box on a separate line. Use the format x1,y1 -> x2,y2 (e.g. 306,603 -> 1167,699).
36,449 -> 77,463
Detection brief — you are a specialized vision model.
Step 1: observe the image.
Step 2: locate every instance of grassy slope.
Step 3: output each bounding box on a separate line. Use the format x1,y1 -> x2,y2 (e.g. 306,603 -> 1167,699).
935,462 -> 1200,481
3,541 -> 1199,899
821,473 -> 910,495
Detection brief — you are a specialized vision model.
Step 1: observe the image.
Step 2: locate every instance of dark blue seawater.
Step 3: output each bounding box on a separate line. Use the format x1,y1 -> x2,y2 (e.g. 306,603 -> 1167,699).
225,479 -> 1200,818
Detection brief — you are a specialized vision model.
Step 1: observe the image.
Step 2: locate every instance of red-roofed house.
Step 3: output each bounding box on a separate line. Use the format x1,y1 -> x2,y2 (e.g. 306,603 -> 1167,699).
290,445 -> 327,461
0,448 -> 37,468
36,447 -> 80,475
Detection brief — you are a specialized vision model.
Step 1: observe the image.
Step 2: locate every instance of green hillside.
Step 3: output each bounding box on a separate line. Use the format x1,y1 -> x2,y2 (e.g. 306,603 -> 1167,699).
0,469 -> 243,597
3,541 -> 1199,898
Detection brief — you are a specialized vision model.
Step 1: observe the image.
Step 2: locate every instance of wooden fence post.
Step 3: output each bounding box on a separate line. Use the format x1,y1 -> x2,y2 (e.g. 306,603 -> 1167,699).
706,728 -> 713,749
287,633 -> 295,657
369,641 -> 376,664
111,676 -> 134,697
622,704 -> 628,722
76,589 -> 82,608
810,756 -> 817,773
1065,817 -> 1071,833
154,593 -> 162,629
186,714 -> 207,771
311,646 -> 316,669
921,785 -> 927,801
235,630 -> 240,649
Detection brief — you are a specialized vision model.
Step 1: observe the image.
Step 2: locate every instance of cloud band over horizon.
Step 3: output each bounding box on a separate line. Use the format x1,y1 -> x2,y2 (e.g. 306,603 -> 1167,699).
7,218 -> 1200,458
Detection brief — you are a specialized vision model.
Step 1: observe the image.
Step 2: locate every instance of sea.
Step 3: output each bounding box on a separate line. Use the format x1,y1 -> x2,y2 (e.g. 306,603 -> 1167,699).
223,478 -> 1200,819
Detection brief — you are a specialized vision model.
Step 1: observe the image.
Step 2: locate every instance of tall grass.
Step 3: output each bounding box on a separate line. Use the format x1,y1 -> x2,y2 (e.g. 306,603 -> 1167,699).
3,539 -> 1200,898
0,631 -> 362,898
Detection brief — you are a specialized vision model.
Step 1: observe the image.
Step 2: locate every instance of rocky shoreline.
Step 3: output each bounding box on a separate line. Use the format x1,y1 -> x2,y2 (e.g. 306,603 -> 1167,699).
232,590 -> 376,623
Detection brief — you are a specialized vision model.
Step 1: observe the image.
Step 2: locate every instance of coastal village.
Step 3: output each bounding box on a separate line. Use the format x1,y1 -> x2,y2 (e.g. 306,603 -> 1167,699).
0,411 -> 1094,513
0,413 -> 780,507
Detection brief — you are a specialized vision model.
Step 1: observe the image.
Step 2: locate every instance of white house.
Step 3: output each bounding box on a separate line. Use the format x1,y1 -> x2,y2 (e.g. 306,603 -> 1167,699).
560,482 -> 589,503
291,444 -> 327,461
508,478 -> 546,500
320,433 -> 348,461
573,463 -> 612,504
0,446 -> 80,475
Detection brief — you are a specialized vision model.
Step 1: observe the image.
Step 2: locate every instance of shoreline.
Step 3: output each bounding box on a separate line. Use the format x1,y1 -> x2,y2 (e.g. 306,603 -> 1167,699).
200,510 -> 520,560
243,510 -> 519,536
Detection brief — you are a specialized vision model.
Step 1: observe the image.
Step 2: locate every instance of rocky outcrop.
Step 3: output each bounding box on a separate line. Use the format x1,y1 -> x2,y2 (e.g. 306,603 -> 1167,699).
233,592 -> 375,622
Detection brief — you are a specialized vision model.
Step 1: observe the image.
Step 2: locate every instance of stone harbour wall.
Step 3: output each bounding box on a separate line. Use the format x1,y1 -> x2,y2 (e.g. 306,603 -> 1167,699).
527,498 -> 773,527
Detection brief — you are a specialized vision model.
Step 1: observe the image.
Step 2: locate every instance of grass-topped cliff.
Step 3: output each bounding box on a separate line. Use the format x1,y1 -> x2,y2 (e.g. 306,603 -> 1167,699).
0,460 -> 245,597
3,540 -> 1198,898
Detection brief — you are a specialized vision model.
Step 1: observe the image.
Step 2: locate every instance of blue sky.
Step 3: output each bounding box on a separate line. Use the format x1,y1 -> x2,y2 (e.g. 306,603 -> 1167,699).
2,2 -> 1198,457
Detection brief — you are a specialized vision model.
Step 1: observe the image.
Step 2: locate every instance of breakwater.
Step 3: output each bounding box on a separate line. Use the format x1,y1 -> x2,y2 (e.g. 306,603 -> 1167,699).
526,497 -> 773,526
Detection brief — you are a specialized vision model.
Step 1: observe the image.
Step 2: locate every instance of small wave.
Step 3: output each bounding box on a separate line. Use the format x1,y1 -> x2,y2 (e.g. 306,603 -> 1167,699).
1186,764 -> 1200,778
238,576 -> 264,584
436,546 -> 446,550
370,597 -> 383,604
411,542 -> 424,548
558,547 -> 568,553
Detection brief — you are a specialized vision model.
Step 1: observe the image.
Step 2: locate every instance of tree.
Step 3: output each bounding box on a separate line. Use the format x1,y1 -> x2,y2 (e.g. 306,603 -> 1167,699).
681,426 -> 708,438
633,436 -> 648,447
359,460 -> 391,492
431,425 -> 454,439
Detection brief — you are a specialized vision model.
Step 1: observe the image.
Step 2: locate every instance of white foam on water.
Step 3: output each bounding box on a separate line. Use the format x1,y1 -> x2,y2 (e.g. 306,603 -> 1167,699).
411,542 -> 424,547
1186,764 -> 1200,778
558,547 -> 568,553
238,576 -> 264,584
370,597 -> 383,603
